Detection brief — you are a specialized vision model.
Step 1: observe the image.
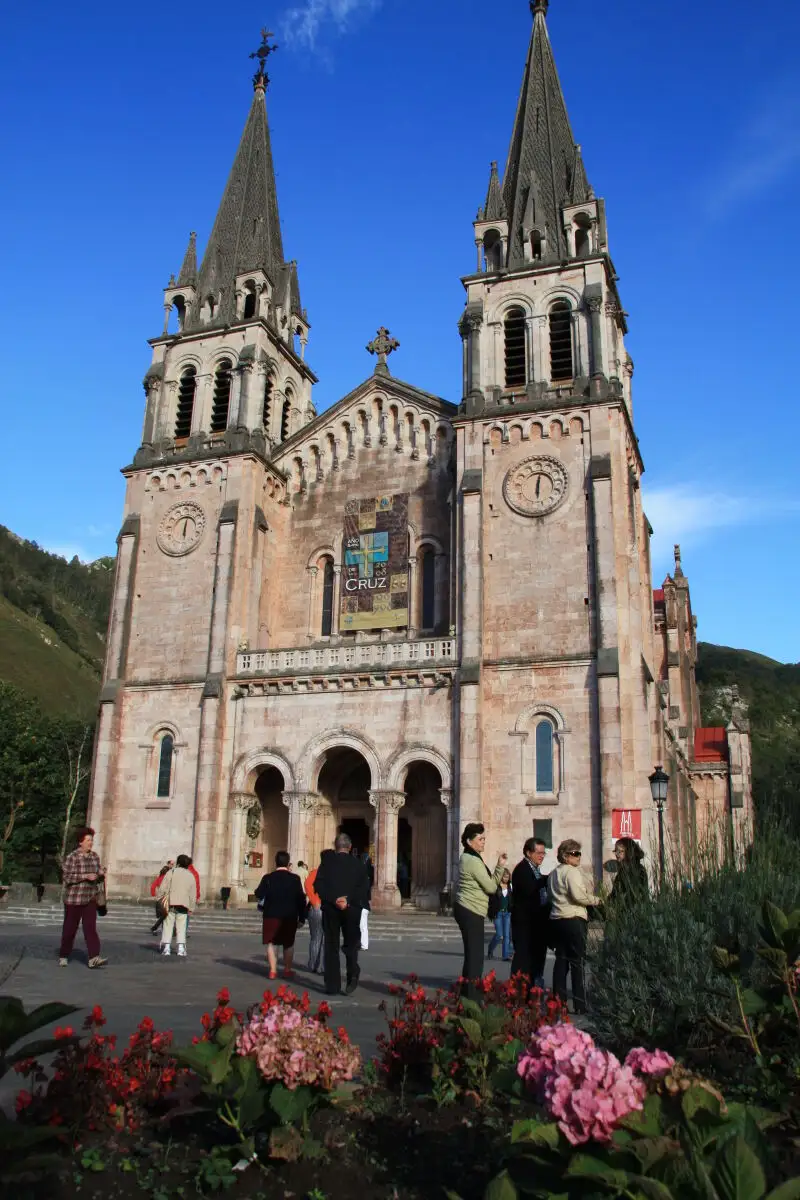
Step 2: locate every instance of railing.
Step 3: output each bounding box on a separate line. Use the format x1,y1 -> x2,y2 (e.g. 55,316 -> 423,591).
237,638 -> 457,677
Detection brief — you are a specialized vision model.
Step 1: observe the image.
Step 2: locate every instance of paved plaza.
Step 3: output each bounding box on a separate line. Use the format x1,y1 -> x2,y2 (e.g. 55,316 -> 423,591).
0,908 -> 533,1067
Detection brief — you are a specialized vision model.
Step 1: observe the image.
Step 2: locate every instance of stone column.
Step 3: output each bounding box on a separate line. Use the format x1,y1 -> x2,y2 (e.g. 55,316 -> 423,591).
235,361 -> 255,430
587,295 -> 605,378
369,790 -> 405,909
282,792 -> 319,865
332,565 -> 342,636
439,788 -> 455,889
306,566 -> 319,639
407,554 -> 418,634
141,377 -> 162,448
468,313 -> 482,395
230,793 -> 255,894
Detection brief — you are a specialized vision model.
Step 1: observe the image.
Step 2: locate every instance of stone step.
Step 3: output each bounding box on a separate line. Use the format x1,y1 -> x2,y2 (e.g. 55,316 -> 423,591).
0,905 -> 468,941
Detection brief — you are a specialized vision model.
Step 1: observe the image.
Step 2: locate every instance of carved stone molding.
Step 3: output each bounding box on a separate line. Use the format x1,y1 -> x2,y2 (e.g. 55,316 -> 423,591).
368,789 -> 406,813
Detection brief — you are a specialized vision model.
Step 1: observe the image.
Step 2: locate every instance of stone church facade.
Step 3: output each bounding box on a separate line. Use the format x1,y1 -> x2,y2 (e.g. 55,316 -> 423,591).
89,3 -> 752,908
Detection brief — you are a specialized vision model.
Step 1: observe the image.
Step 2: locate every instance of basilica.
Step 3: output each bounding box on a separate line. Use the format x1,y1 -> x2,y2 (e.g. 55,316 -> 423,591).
89,1 -> 752,908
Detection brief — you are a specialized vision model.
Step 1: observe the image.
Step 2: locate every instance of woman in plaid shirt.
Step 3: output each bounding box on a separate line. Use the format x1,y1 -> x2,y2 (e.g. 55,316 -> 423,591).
59,826 -> 108,969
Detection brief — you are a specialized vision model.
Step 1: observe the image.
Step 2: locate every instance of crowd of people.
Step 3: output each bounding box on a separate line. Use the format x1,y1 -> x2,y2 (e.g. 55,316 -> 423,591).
453,822 -> 648,1011
57,821 -> 647,1012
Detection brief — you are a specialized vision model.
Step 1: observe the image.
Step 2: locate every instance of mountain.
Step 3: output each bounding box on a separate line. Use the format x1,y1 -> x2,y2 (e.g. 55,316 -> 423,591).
696,641 -> 800,822
0,525 -> 114,717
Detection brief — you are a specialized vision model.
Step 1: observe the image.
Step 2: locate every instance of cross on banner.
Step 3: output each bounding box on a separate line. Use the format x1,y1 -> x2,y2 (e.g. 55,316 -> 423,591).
344,532 -> 389,579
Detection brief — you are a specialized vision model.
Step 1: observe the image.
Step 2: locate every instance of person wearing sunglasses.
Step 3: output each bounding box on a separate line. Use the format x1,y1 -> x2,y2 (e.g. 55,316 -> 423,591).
548,839 -> 600,1014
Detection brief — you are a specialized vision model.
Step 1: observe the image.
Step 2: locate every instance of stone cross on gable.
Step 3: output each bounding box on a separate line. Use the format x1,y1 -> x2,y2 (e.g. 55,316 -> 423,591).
366,327 -> 400,375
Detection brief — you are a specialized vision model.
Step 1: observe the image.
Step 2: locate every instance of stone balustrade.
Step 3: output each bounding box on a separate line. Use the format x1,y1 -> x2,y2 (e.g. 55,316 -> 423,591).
236,637 -> 457,677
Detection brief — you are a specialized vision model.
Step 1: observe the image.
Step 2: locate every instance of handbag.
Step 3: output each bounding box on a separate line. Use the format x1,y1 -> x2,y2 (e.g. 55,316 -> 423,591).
155,894 -> 170,921
96,878 -> 108,918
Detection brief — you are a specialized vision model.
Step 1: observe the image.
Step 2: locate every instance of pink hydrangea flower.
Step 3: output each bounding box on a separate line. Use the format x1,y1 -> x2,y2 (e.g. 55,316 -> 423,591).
236,999 -> 360,1091
517,1024 -> 650,1145
624,1047 -> 675,1078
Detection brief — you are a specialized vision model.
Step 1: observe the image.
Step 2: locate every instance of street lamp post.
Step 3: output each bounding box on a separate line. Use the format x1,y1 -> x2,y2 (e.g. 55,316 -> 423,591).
649,765 -> 670,887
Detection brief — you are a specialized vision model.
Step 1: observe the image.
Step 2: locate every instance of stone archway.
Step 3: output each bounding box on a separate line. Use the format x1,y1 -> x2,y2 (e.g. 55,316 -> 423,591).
241,766 -> 289,892
400,761 -> 447,910
314,747 -> 374,868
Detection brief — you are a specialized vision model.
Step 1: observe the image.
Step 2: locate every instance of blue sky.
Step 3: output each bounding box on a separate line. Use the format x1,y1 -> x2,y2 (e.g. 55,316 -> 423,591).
1,0 -> 798,663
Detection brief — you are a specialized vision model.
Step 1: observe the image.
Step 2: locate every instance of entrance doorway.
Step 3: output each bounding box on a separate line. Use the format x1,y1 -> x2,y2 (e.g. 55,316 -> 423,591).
340,817 -> 370,855
401,762 -> 446,908
245,766 -> 288,892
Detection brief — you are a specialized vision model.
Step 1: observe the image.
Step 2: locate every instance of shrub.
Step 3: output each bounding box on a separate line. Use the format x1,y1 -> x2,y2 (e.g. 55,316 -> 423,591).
588,817 -> 800,1062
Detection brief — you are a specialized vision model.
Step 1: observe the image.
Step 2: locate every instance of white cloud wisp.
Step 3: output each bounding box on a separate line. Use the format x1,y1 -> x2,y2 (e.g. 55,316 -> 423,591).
279,0 -> 381,50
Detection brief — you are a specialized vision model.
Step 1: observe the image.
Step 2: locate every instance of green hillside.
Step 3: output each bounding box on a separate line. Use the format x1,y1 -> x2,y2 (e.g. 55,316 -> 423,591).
0,525 -> 114,718
696,641 -> 800,822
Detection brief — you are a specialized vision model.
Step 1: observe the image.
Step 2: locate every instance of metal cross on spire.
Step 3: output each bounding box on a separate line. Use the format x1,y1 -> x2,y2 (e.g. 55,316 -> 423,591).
250,28 -> 278,90
366,327 -> 400,375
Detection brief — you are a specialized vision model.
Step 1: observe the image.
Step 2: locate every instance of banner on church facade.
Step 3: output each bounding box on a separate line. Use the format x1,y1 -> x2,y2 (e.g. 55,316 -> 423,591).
341,494 -> 409,631
611,809 -> 642,842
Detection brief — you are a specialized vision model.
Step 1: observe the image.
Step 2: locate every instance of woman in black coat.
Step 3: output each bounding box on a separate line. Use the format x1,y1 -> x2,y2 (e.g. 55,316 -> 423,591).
608,837 -> 649,910
254,850 -> 308,980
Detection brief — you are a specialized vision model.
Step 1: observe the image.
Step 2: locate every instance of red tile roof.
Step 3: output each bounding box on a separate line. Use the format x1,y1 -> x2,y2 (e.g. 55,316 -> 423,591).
653,588 -> 665,605
694,727 -> 728,763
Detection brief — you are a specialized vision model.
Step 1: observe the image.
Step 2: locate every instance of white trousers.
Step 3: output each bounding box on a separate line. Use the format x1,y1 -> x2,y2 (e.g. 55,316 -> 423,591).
360,909 -> 369,950
161,909 -> 188,945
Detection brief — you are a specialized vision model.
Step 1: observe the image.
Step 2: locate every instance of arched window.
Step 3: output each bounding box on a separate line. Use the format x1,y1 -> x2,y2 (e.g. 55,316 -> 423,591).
205,295 -> 216,322
535,720 -> 555,792
262,374 -> 273,433
157,733 -> 174,799
174,367 -> 196,439
530,230 -> 543,260
280,395 -> 292,442
549,302 -> 573,381
504,307 -> 527,389
574,214 -> 591,258
211,359 -> 232,432
483,229 -> 503,272
421,548 -> 436,630
243,285 -> 257,319
320,558 -> 334,636
167,296 -> 186,334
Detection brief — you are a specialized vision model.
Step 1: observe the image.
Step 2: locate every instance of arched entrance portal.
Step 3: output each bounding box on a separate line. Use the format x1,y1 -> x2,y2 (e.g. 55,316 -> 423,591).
243,766 -> 288,894
400,762 -> 447,909
315,748 -> 374,866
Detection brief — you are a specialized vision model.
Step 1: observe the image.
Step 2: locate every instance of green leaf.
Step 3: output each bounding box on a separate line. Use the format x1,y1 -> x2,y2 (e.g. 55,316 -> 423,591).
566,1153 -> 629,1186
174,1040 -> 220,1080
711,1135 -> 766,1200
0,998 -> 79,1055
764,1182 -> 800,1200
510,1118 -> 560,1147
626,1178 -> 676,1200
208,1038 -> 235,1087
6,1035 -> 79,1067
268,1082 -> 315,1126
682,1085 -> 723,1124
485,1170 -> 518,1200
712,947 -> 740,975
739,989 -> 769,1016
762,901 -> 789,946
233,1058 -> 266,1131
756,946 -> 788,972
459,1017 -> 484,1047
620,1093 -> 663,1138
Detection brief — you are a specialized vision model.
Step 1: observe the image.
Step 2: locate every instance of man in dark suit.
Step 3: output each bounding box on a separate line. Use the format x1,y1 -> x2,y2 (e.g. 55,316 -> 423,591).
510,838 -> 550,987
315,833 -> 371,995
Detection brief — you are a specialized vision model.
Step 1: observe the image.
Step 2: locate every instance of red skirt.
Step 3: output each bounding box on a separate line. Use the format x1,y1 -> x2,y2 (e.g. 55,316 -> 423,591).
262,916 -> 298,948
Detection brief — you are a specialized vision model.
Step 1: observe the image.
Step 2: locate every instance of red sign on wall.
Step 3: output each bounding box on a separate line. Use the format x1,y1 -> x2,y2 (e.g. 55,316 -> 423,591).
612,809 -> 642,841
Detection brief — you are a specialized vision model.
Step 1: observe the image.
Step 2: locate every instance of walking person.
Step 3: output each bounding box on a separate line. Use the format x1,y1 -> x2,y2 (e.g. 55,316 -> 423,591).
255,851 -> 308,980
295,860 -> 309,888
607,837 -> 648,911
156,855 -> 196,958
59,827 -> 108,969
487,868 -> 514,961
304,856 -> 326,975
149,860 -> 174,936
549,839 -> 600,1014
453,823 -> 507,1001
510,838 -> 551,987
315,834 -> 370,996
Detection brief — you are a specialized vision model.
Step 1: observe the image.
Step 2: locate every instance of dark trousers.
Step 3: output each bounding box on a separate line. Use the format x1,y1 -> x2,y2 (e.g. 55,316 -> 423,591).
510,920 -> 549,987
322,904 -> 361,994
454,902 -> 485,1001
552,917 -> 588,1012
59,903 -> 100,959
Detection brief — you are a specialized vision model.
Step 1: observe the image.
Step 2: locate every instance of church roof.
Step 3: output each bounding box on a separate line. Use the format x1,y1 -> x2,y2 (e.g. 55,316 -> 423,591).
481,161 -> 506,221
694,727 -> 728,764
176,231 -> 197,287
501,0 -> 593,266
191,77 -> 289,326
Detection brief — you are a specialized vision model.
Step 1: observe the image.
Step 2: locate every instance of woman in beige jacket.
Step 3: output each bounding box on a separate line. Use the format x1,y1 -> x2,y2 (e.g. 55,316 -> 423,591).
156,855 -> 196,958
548,839 -> 600,1013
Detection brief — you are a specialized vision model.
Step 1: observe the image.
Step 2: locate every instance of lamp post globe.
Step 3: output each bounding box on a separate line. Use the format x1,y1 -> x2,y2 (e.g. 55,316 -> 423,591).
649,765 -> 669,885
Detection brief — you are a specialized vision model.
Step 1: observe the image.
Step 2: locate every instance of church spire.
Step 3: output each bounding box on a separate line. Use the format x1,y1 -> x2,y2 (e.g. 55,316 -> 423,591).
481,161 -> 506,221
501,0 -> 592,267
176,231 -> 197,286
192,31 -> 288,327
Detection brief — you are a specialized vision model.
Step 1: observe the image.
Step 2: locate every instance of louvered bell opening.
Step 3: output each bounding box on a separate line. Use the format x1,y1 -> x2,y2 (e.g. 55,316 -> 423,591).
211,360 -> 233,433
174,369 -> 196,439
504,309 -> 527,389
549,304 -> 573,382
262,376 -> 273,431
280,399 -> 291,442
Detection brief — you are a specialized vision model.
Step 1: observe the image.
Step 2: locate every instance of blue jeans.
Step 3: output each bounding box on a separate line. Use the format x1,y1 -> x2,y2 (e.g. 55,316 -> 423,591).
488,911 -> 513,960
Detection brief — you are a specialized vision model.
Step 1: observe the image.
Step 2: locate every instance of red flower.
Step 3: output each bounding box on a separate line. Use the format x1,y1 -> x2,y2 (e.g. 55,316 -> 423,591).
91,1005 -> 106,1026
216,987 -> 230,1006
15,1090 -> 33,1113
138,1017 -> 154,1033
54,1026 -> 74,1040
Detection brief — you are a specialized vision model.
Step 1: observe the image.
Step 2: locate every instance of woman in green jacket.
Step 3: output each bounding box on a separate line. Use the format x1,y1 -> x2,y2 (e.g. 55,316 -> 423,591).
454,823 -> 507,1000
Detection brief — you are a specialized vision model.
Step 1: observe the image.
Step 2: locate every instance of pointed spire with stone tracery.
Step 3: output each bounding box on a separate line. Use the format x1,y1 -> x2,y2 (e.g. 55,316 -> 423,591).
500,0 -> 592,266
176,231 -> 197,287
482,161 -> 506,221
189,30 -> 292,328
